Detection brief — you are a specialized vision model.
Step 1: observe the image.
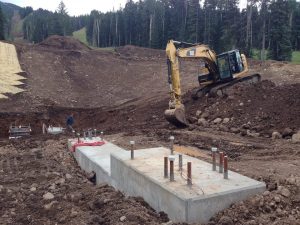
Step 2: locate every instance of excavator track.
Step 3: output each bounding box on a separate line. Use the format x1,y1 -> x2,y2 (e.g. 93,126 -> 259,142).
192,74 -> 261,99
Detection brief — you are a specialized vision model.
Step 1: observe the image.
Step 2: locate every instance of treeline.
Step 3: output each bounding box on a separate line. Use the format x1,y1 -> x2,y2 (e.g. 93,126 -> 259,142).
85,0 -> 300,61
22,1 -> 89,43
0,4 -> 4,40
4,0 -> 300,61
0,1 -> 33,40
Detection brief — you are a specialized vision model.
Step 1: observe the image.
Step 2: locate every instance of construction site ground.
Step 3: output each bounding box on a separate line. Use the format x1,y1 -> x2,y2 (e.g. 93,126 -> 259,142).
0,36 -> 299,225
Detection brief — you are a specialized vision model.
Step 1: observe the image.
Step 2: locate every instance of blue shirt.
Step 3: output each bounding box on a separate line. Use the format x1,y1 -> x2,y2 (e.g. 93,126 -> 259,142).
66,116 -> 74,126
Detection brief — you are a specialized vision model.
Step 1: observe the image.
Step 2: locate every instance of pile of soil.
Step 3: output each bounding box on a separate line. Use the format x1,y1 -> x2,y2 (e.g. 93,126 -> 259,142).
0,137 -> 169,225
38,35 -> 90,51
185,80 -> 300,136
210,177 -> 300,225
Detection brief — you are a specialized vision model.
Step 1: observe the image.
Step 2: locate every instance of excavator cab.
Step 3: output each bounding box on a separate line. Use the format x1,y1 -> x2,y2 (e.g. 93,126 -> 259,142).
216,50 -> 244,81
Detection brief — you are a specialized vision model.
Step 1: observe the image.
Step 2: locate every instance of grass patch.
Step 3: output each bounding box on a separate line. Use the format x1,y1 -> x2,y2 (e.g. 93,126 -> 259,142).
94,47 -> 115,52
250,48 -> 268,60
292,51 -> 300,64
72,27 -> 88,45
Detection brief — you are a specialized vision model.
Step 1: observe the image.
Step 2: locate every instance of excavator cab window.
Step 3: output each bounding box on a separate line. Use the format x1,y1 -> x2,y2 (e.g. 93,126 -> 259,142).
217,55 -> 232,81
217,50 -> 244,81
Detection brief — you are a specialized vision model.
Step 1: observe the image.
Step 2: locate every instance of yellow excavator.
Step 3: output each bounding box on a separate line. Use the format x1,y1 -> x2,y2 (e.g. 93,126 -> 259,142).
165,40 -> 261,127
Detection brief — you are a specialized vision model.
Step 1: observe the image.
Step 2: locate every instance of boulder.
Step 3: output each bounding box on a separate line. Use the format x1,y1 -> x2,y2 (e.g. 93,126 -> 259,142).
223,118 -> 230,124
198,118 -> 209,127
292,131 -> 300,144
195,110 -> 202,117
213,118 -> 222,124
120,216 -> 127,222
282,128 -> 294,138
43,192 -> 54,200
279,187 -> 291,198
272,132 -> 282,140
200,112 -> 209,119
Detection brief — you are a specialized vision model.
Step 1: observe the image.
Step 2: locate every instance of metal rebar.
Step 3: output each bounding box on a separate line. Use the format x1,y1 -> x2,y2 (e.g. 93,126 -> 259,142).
170,160 -> 174,181
212,147 -> 217,171
224,156 -> 228,179
169,155 -> 175,181
187,162 -> 192,185
130,141 -> 135,160
219,152 -> 224,173
77,133 -> 80,143
178,154 -> 183,171
164,157 -> 168,178
170,136 -> 175,155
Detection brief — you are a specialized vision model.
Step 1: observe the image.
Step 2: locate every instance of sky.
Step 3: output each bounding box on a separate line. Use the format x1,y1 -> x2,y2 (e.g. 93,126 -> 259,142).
3,0 -> 248,16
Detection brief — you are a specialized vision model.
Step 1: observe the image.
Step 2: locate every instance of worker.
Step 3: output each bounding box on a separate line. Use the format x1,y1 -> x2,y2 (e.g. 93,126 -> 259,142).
66,114 -> 74,132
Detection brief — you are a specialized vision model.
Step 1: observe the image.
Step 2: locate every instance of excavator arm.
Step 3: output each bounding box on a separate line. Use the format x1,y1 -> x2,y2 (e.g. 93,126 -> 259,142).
165,40 -> 219,127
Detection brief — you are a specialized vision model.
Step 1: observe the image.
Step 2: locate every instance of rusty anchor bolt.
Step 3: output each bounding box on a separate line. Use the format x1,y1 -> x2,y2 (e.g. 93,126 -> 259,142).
219,152 -> 224,173
130,141 -> 135,160
224,156 -> 228,179
212,147 -> 217,171
77,133 -> 80,143
164,157 -> 168,178
169,136 -> 175,155
187,162 -> 192,186
178,154 -> 183,171
169,155 -> 176,182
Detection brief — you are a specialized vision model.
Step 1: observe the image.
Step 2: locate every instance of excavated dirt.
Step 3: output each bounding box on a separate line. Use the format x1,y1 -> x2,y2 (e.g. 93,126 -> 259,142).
38,35 -> 91,51
184,80 -> 300,136
0,36 -> 300,225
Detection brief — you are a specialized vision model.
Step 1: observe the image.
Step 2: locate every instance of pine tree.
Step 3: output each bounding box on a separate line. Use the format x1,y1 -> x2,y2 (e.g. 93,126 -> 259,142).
185,0 -> 200,43
57,1 -> 68,15
0,4 -> 5,40
268,0 -> 292,61
291,1 -> 300,50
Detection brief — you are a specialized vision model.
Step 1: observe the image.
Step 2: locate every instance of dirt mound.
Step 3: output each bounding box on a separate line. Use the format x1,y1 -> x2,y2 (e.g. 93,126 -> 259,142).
185,80 -> 300,137
209,177 -> 300,225
38,35 -> 90,51
116,45 -> 165,59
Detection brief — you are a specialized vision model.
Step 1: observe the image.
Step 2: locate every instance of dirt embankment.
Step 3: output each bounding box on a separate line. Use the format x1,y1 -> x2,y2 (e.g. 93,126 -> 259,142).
184,80 -> 300,137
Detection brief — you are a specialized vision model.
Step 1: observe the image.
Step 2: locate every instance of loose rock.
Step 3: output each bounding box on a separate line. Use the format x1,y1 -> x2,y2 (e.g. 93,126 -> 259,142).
43,192 -> 55,200
195,110 -> 202,117
292,131 -> 300,143
279,187 -> 291,198
213,118 -> 222,124
272,132 -> 282,140
120,216 -> 127,222
223,118 -> 230,124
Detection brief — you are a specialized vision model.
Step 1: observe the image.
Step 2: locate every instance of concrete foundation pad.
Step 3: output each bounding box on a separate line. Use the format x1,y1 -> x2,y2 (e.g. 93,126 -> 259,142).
110,147 -> 266,223
68,139 -> 265,223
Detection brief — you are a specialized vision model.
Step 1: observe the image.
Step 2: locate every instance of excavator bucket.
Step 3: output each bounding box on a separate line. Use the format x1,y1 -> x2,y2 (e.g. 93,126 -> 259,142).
164,108 -> 188,128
